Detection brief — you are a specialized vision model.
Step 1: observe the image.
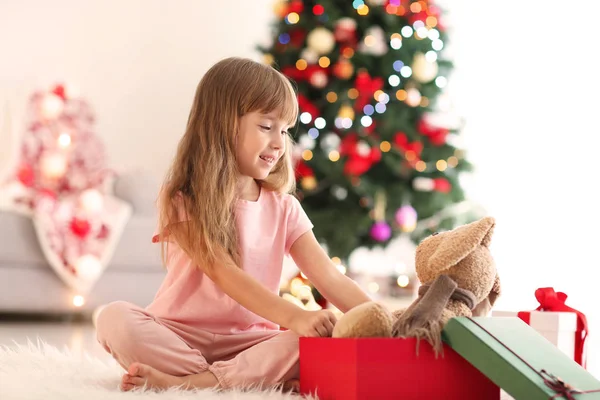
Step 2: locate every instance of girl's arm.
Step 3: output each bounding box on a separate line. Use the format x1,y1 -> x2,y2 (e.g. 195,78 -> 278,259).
205,260 -> 337,337
290,230 -> 372,313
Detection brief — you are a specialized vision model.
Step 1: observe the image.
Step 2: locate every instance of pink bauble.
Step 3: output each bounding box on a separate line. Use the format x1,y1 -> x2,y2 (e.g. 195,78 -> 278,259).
395,205 -> 417,231
370,221 -> 392,242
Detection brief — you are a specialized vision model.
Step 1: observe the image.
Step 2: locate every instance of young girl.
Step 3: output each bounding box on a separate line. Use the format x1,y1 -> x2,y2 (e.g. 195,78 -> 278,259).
96,57 -> 372,392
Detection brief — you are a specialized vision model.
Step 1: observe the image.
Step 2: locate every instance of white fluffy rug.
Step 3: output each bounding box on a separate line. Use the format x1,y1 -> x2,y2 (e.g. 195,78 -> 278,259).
0,341 -> 313,400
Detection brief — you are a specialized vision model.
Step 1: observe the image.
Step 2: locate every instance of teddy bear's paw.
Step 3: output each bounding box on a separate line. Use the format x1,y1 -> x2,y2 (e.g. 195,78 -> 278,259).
332,301 -> 394,338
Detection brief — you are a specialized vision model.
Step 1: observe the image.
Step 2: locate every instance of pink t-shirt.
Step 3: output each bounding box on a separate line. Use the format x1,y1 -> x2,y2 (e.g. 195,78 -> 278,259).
146,188 -> 313,334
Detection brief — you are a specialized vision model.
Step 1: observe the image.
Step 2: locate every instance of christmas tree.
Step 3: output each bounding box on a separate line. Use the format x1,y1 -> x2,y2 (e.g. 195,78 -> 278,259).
261,0 -> 477,264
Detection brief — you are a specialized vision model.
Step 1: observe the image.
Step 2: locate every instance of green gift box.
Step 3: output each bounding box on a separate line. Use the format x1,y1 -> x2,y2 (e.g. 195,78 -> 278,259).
442,317 -> 600,399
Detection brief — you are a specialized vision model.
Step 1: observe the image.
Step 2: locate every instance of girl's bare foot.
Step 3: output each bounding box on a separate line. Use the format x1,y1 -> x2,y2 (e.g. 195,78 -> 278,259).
120,362 -> 182,391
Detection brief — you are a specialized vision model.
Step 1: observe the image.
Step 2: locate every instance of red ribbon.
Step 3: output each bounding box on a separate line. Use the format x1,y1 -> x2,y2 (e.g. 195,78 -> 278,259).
517,287 -> 588,368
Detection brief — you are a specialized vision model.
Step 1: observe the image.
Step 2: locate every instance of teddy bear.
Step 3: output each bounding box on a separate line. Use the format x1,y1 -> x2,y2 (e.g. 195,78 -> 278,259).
332,217 -> 501,354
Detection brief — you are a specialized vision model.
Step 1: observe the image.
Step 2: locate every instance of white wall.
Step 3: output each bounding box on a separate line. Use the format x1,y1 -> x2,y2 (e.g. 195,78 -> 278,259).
0,0 -> 276,180
444,0 -> 600,374
1,0 -> 599,375
446,0 -> 600,308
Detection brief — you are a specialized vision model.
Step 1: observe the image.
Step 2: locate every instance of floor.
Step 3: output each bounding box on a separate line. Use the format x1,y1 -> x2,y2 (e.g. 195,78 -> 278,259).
0,296 -> 415,363
0,317 -> 112,362
0,318 -> 518,400
0,316 -> 594,400
2,307 -> 597,382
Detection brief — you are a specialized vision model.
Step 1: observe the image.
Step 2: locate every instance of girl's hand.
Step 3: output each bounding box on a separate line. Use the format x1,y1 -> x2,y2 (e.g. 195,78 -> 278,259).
289,309 -> 338,337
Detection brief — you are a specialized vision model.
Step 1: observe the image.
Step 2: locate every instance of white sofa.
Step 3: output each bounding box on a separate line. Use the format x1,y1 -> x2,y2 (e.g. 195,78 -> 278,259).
0,171 -> 165,316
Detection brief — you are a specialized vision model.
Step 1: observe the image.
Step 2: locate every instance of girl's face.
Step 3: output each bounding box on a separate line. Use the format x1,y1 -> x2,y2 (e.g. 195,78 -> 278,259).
236,111 -> 289,180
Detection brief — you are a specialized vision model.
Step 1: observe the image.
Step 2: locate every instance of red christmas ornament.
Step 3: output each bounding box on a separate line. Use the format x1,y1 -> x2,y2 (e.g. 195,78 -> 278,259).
297,94 -> 320,119
285,0 -> 304,15
340,134 -> 381,176
289,29 -> 307,48
313,4 -> 325,15
17,163 -> 35,187
334,18 -> 358,48
295,160 -> 315,179
417,119 -> 448,146
70,217 -> 91,239
433,177 -> 452,193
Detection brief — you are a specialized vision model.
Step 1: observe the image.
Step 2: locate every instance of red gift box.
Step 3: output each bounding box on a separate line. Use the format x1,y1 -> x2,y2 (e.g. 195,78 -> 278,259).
517,287 -> 589,369
299,337 -> 500,400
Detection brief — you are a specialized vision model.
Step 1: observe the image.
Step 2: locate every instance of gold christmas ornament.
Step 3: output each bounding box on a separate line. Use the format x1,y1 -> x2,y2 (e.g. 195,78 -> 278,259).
273,0 -> 287,17
301,176 -> 318,191
411,52 -> 439,83
263,54 -> 274,65
338,104 -> 355,120
405,87 -> 422,107
307,27 -> 336,55
310,71 -> 328,88
333,59 -> 354,80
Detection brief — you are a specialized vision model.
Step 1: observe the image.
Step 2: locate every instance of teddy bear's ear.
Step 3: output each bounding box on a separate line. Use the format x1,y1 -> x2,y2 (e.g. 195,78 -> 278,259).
481,218 -> 495,248
428,217 -> 496,273
472,273 -> 501,316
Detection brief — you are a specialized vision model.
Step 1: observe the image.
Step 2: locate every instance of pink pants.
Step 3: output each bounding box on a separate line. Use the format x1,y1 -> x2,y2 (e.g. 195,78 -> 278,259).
95,301 -> 300,389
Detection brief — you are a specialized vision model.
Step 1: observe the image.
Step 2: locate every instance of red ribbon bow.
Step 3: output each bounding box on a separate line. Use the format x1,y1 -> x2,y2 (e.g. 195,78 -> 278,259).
417,119 -> 448,146
354,71 -> 383,111
518,287 -> 588,368
339,133 -> 381,176
294,159 -> 314,179
282,65 -> 326,87
394,132 -> 423,159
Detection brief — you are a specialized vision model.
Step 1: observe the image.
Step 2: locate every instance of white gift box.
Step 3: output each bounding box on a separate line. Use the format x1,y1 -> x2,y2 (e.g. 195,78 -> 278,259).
492,310 -> 578,360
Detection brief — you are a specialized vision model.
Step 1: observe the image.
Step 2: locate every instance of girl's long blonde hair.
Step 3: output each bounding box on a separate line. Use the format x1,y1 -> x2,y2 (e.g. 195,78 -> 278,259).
157,57 -> 299,271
